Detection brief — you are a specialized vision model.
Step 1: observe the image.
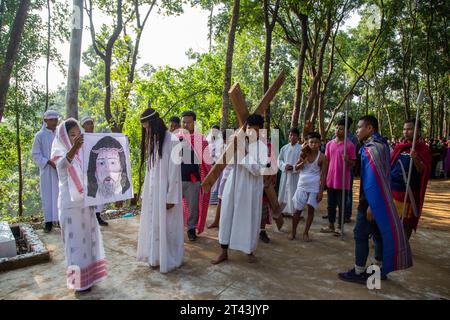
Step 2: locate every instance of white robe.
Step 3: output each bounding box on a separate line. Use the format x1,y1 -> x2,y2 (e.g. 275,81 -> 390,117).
208,136 -> 224,195
219,140 -> 268,254
31,127 -> 59,222
52,120 -> 107,291
137,132 -> 184,273
277,143 -> 302,215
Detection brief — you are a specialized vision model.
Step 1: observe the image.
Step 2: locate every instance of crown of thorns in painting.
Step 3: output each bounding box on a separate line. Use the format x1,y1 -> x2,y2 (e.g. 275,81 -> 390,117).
87,136 -> 131,198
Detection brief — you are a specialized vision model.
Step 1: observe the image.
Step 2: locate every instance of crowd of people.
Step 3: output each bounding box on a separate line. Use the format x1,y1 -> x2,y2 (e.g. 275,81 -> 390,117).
30,108 -> 440,293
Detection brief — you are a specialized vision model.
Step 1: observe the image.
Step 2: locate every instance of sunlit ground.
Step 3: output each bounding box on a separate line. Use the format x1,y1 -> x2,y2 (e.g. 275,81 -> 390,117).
0,179 -> 449,300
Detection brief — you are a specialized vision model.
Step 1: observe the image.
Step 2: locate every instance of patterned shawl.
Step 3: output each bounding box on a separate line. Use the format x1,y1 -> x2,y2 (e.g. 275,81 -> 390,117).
176,130 -> 212,234
390,140 -> 432,230
361,132 -> 413,274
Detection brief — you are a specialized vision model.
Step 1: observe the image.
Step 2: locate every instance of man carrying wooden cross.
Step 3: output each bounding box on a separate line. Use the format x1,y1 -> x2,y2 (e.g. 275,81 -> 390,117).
205,72 -> 286,264
211,113 -> 268,264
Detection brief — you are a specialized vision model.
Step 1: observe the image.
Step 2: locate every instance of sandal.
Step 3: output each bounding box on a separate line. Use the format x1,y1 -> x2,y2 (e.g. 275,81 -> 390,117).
320,226 -> 335,233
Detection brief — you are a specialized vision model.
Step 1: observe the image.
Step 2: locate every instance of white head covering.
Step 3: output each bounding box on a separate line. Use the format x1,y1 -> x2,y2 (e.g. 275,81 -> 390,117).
80,116 -> 94,126
43,110 -> 59,120
51,118 -> 84,202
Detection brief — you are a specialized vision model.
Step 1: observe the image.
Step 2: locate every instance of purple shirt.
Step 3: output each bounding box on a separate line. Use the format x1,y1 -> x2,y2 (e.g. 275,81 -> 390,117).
325,139 -> 356,190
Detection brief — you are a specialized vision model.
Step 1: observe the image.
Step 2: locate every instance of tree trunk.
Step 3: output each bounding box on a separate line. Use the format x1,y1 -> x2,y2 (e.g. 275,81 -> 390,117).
365,83 -> 369,115
0,0 -> 31,122
15,79 -> 23,217
263,28 -> 273,129
303,13 -> 332,137
0,0 -> 6,31
45,0 -> 51,111
220,0 -> 240,130
262,0 -> 281,130
290,14 -> 308,129
426,12 -> 435,138
118,0 -> 156,132
318,82 -> 326,138
208,4 -> 213,52
87,0 -> 123,131
65,0 -> 83,119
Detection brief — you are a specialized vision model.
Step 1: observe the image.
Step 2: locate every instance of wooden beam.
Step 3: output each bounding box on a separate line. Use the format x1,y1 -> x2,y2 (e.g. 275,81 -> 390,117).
254,70 -> 285,115
201,71 -> 285,201
229,83 -> 249,127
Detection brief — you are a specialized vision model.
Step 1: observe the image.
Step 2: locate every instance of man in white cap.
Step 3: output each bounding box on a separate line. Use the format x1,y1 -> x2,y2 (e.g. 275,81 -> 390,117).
32,110 -> 60,232
80,116 -> 109,226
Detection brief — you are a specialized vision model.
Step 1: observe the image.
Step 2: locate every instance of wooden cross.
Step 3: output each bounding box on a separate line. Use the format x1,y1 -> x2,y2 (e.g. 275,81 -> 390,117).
201,71 -> 286,229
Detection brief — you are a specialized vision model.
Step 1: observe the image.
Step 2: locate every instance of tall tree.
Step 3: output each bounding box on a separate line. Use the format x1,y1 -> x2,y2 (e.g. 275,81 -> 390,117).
86,0 -> 123,131
220,0 -> 240,129
0,0 -> 31,122
45,0 -> 51,111
276,1 -> 310,131
262,0 -> 281,129
65,0 -> 84,119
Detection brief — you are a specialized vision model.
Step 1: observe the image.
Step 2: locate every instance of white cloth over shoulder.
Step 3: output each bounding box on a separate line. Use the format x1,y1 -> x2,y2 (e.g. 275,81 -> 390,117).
277,143 -> 301,215
32,127 -> 59,222
51,119 -> 85,208
51,119 -> 107,291
137,132 -> 184,273
219,139 -> 267,254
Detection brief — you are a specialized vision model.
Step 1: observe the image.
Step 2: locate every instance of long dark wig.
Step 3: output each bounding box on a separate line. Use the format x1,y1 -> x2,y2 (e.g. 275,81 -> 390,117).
140,107 -> 168,169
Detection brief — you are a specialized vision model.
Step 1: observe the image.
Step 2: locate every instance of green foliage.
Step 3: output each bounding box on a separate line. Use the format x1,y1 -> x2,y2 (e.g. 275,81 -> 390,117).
0,0 -> 448,220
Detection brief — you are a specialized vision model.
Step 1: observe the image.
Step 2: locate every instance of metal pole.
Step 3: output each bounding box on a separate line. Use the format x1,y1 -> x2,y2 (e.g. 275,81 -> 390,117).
402,88 -> 424,219
341,97 -> 349,240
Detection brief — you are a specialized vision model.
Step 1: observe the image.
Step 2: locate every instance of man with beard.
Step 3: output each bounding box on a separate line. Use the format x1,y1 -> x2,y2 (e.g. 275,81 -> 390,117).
87,136 -> 131,201
81,116 -> 108,226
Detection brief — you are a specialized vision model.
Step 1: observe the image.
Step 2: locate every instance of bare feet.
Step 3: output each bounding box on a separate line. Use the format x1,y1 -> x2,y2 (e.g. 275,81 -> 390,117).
211,252 -> 228,265
302,233 -> 312,242
207,222 -> 219,229
247,253 -> 257,263
275,216 -> 284,231
288,233 -> 296,240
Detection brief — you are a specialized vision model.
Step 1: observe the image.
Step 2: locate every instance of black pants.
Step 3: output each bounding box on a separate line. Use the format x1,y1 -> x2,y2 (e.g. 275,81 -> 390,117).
327,188 -> 348,224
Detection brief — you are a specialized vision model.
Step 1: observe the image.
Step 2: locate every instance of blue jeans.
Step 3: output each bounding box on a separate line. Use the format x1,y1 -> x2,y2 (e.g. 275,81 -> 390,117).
353,210 -> 382,268
344,174 -> 354,219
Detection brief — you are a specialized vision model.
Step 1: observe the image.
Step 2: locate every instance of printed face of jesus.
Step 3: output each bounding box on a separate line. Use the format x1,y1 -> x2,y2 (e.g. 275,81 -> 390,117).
95,149 -> 122,198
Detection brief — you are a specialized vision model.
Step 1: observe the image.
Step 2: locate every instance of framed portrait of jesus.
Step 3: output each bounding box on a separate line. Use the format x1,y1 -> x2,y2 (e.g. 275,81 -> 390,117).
82,133 -> 133,207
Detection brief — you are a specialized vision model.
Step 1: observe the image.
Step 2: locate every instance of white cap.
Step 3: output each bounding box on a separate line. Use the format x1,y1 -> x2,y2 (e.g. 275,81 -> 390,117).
43,110 -> 59,120
80,116 -> 94,126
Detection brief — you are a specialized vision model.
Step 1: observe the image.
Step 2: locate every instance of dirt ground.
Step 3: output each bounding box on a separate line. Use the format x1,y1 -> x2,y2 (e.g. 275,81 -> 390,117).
1,179 -> 449,300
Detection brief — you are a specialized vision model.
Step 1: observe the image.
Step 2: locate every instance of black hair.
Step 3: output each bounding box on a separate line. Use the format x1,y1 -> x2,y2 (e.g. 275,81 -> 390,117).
337,117 -> 353,129
359,115 -> 379,132
181,110 -> 196,121
289,127 -> 300,136
169,116 -> 180,124
65,120 -> 79,133
405,118 -> 422,130
246,114 -> 264,128
348,116 -> 353,128
306,132 -> 321,140
140,108 -> 168,169
212,124 -> 220,130
87,136 -> 131,197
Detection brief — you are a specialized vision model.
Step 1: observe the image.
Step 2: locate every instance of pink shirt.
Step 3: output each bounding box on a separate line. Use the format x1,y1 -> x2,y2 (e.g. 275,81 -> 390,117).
325,139 -> 356,190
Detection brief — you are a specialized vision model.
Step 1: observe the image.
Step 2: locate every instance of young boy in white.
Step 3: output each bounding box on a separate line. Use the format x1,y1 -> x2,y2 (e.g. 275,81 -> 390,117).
290,132 -> 328,242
